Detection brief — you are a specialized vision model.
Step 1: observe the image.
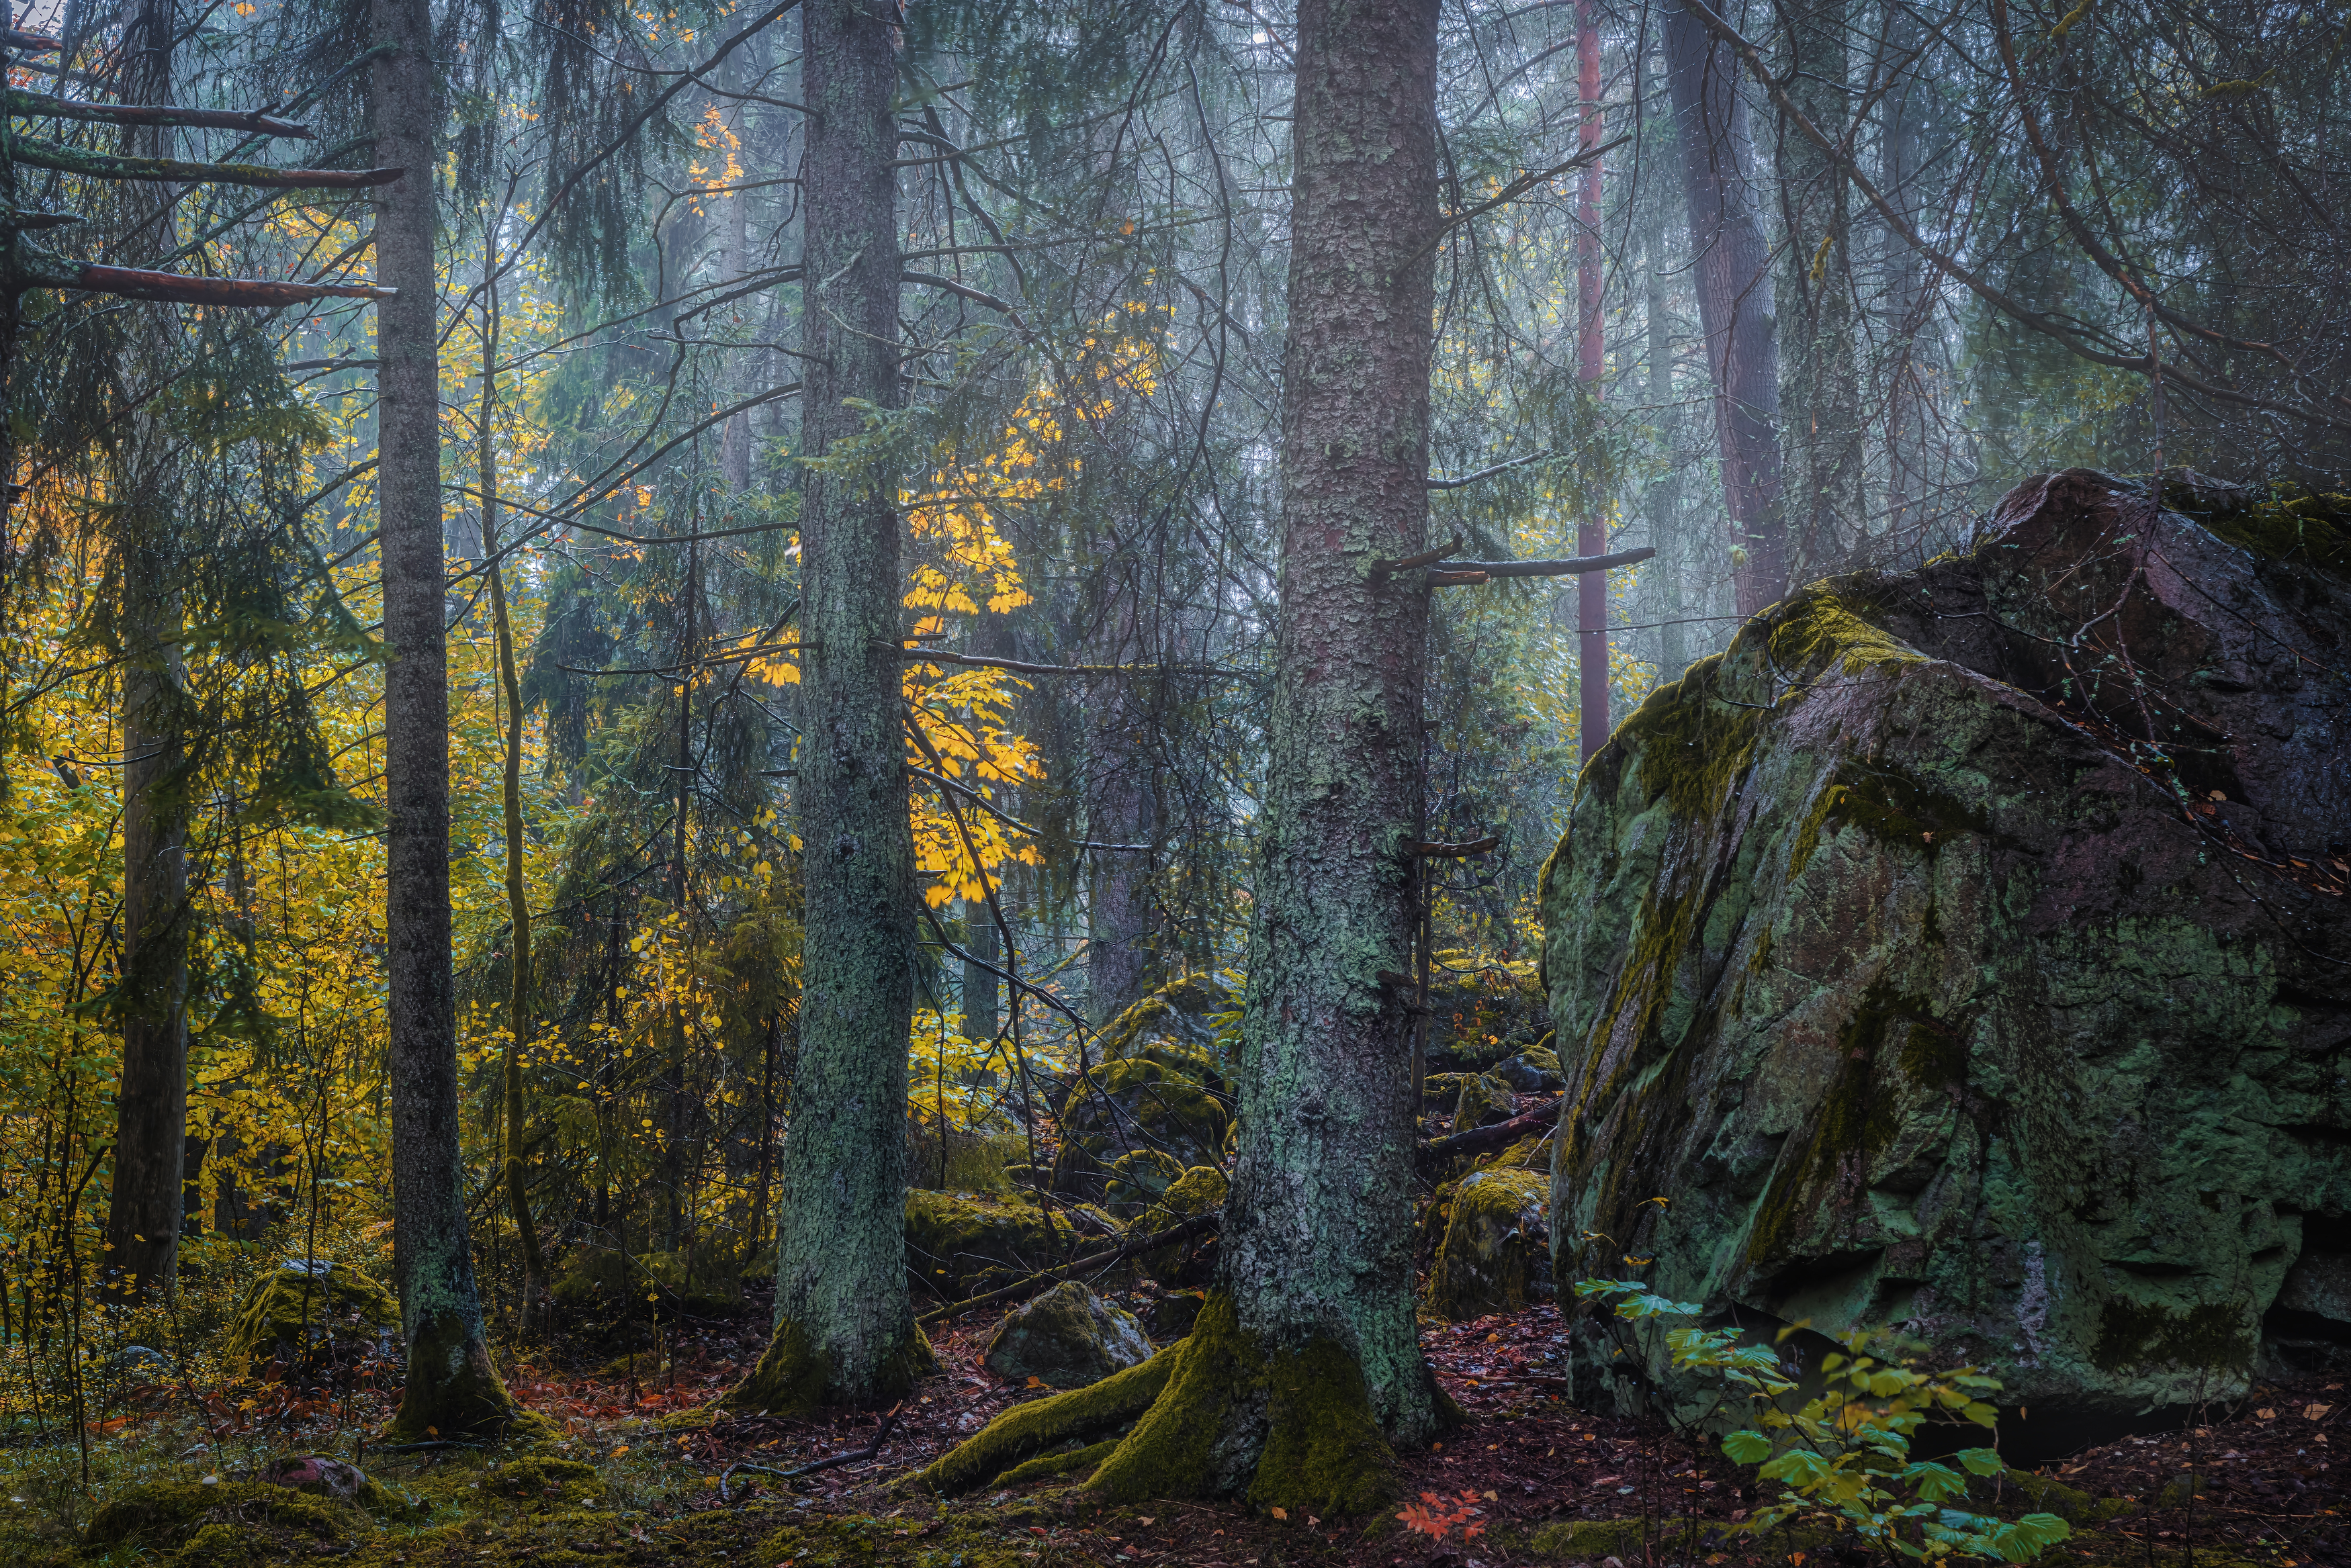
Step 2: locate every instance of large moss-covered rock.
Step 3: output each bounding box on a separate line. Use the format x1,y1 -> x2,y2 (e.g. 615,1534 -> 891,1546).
1050,976 -> 1235,1205
1543,472 -> 2351,1455
222,1259 -> 398,1373
905,1189 -> 1108,1299
982,1281 -> 1154,1388
1427,1167 -> 1554,1320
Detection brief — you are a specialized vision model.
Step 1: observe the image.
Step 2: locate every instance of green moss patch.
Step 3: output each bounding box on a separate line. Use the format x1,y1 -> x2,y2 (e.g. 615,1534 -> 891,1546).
910,1340 -> 1178,1494
84,1479 -> 362,1559
220,1261 -> 398,1373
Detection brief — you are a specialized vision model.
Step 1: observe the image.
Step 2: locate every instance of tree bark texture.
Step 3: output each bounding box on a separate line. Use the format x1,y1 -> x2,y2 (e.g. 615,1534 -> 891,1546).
729,0 -> 926,1414
1085,578 -> 1159,1025
103,0 -> 189,1306
1774,0 -> 1863,572
916,3 -> 1445,1514
1574,0 -> 1609,761
1215,0 -> 1441,1451
375,0 -> 516,1440
1665,0 -> 1786,614
106,549 -> 189,1299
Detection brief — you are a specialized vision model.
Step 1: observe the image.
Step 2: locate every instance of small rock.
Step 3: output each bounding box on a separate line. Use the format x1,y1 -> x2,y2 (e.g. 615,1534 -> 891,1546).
104,1345 -> 173,1378
261,1455 -> 368,1502
1489,1049 -> 1564,1093
983,1281 -> 1153,1389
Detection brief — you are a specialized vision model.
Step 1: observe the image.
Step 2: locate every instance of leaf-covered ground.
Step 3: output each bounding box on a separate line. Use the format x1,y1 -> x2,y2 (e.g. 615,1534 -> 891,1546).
4,1291 -> 2340,1568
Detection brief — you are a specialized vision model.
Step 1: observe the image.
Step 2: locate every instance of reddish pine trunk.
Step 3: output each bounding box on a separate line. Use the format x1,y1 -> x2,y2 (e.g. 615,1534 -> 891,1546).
1575,0 -> 1609,759
1665,0 -> 1786,614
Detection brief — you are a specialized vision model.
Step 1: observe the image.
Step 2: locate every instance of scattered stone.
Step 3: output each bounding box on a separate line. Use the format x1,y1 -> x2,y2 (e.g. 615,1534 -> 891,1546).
103,1344 -> 173,1379
1129,1164 -> 1227,1286
1143,1290 -> 1206,1341
259,1455 -> 369,1502
1451,1072 -> 1516,1129
982,1280 -> 1153,1389
1049,976 -> 1235,1201
1489,1046 -> 1565,1093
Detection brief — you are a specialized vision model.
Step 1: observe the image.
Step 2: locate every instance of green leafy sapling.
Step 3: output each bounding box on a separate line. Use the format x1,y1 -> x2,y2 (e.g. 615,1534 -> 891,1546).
1576,1280 -> 2072,1563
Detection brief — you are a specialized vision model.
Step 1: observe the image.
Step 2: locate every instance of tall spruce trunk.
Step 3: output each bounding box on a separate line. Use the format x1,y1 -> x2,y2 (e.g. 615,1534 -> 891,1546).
1215,4 -> 1439,1443
103,0 -> 190,1304
723,0 -> 926,1414
1085,577 -> 1159,1024
1665,0 -> 1786,613
919,0 -> 1446,1516
1775,0 -> 1863,571
375,0 -> 519,1440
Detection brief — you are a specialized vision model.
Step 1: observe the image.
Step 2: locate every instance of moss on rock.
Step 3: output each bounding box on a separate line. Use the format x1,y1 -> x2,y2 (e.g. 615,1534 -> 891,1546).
1426,1168 -> 1552,1320
84,1480 -> 361,1559
1542,468 -> 2351,1451
220,1260 -> 398,1373
904,1191 -> 1097,1301
982,1281 -> 1154,1389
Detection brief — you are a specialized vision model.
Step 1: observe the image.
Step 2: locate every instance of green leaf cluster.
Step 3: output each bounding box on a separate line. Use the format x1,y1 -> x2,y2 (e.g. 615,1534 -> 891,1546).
1575,1280 -> 2072,1563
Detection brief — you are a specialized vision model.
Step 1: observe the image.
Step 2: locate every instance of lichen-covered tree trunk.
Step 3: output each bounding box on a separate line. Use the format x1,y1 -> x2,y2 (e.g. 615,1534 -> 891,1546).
375,0 -> 519,1440
723,0 -> 926,1414
1665,0 -> 1785,613
916,0 -> 1444,1516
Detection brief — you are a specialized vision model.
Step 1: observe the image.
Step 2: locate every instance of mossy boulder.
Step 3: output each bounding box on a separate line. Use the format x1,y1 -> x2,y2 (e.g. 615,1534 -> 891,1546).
222,1260 -> 398,1373
1130,1164 -> 1227,1285
84,1479 -> 363,1561
905,1189 -> 1102,1299
1094,971 -> 1234,1072
551,1237 -> 752,1328
1049,1056 -> 1231,1207
982,1281 -> 1155,1389
1451,1072 -> 1517,1129
1543,471 -> 2351,1458
1427,1168 -> 1553,1320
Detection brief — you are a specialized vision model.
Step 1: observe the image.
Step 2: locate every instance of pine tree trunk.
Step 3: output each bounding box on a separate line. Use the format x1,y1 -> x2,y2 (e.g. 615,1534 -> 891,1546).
723,0 -> 926,1415
1775,0 -> 1863,571
1664,0 -> 1785,614
103,0 -> 189,1306
107,565 -> 189,1299
375,0 -> 518,1440
920,0 -> 1446,1517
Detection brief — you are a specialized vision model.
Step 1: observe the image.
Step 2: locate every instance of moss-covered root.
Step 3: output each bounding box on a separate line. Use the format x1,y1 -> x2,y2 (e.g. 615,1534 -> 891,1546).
910,1339 -> 1182,1494
1085,1294 -> 1393,1516
384,1301 -> 538,1442
713,1312 -> 934,1422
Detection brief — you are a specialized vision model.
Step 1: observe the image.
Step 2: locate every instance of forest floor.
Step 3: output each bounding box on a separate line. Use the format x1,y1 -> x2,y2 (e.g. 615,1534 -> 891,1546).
3,1289 -> 2341,1568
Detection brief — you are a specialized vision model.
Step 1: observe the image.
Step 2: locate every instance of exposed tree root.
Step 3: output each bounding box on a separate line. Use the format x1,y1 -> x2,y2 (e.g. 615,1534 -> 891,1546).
910,1292 -> 1395,1517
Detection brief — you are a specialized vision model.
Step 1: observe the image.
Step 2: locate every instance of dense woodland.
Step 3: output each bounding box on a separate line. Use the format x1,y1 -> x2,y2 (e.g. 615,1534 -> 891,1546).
0,1 -> 2343,1565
